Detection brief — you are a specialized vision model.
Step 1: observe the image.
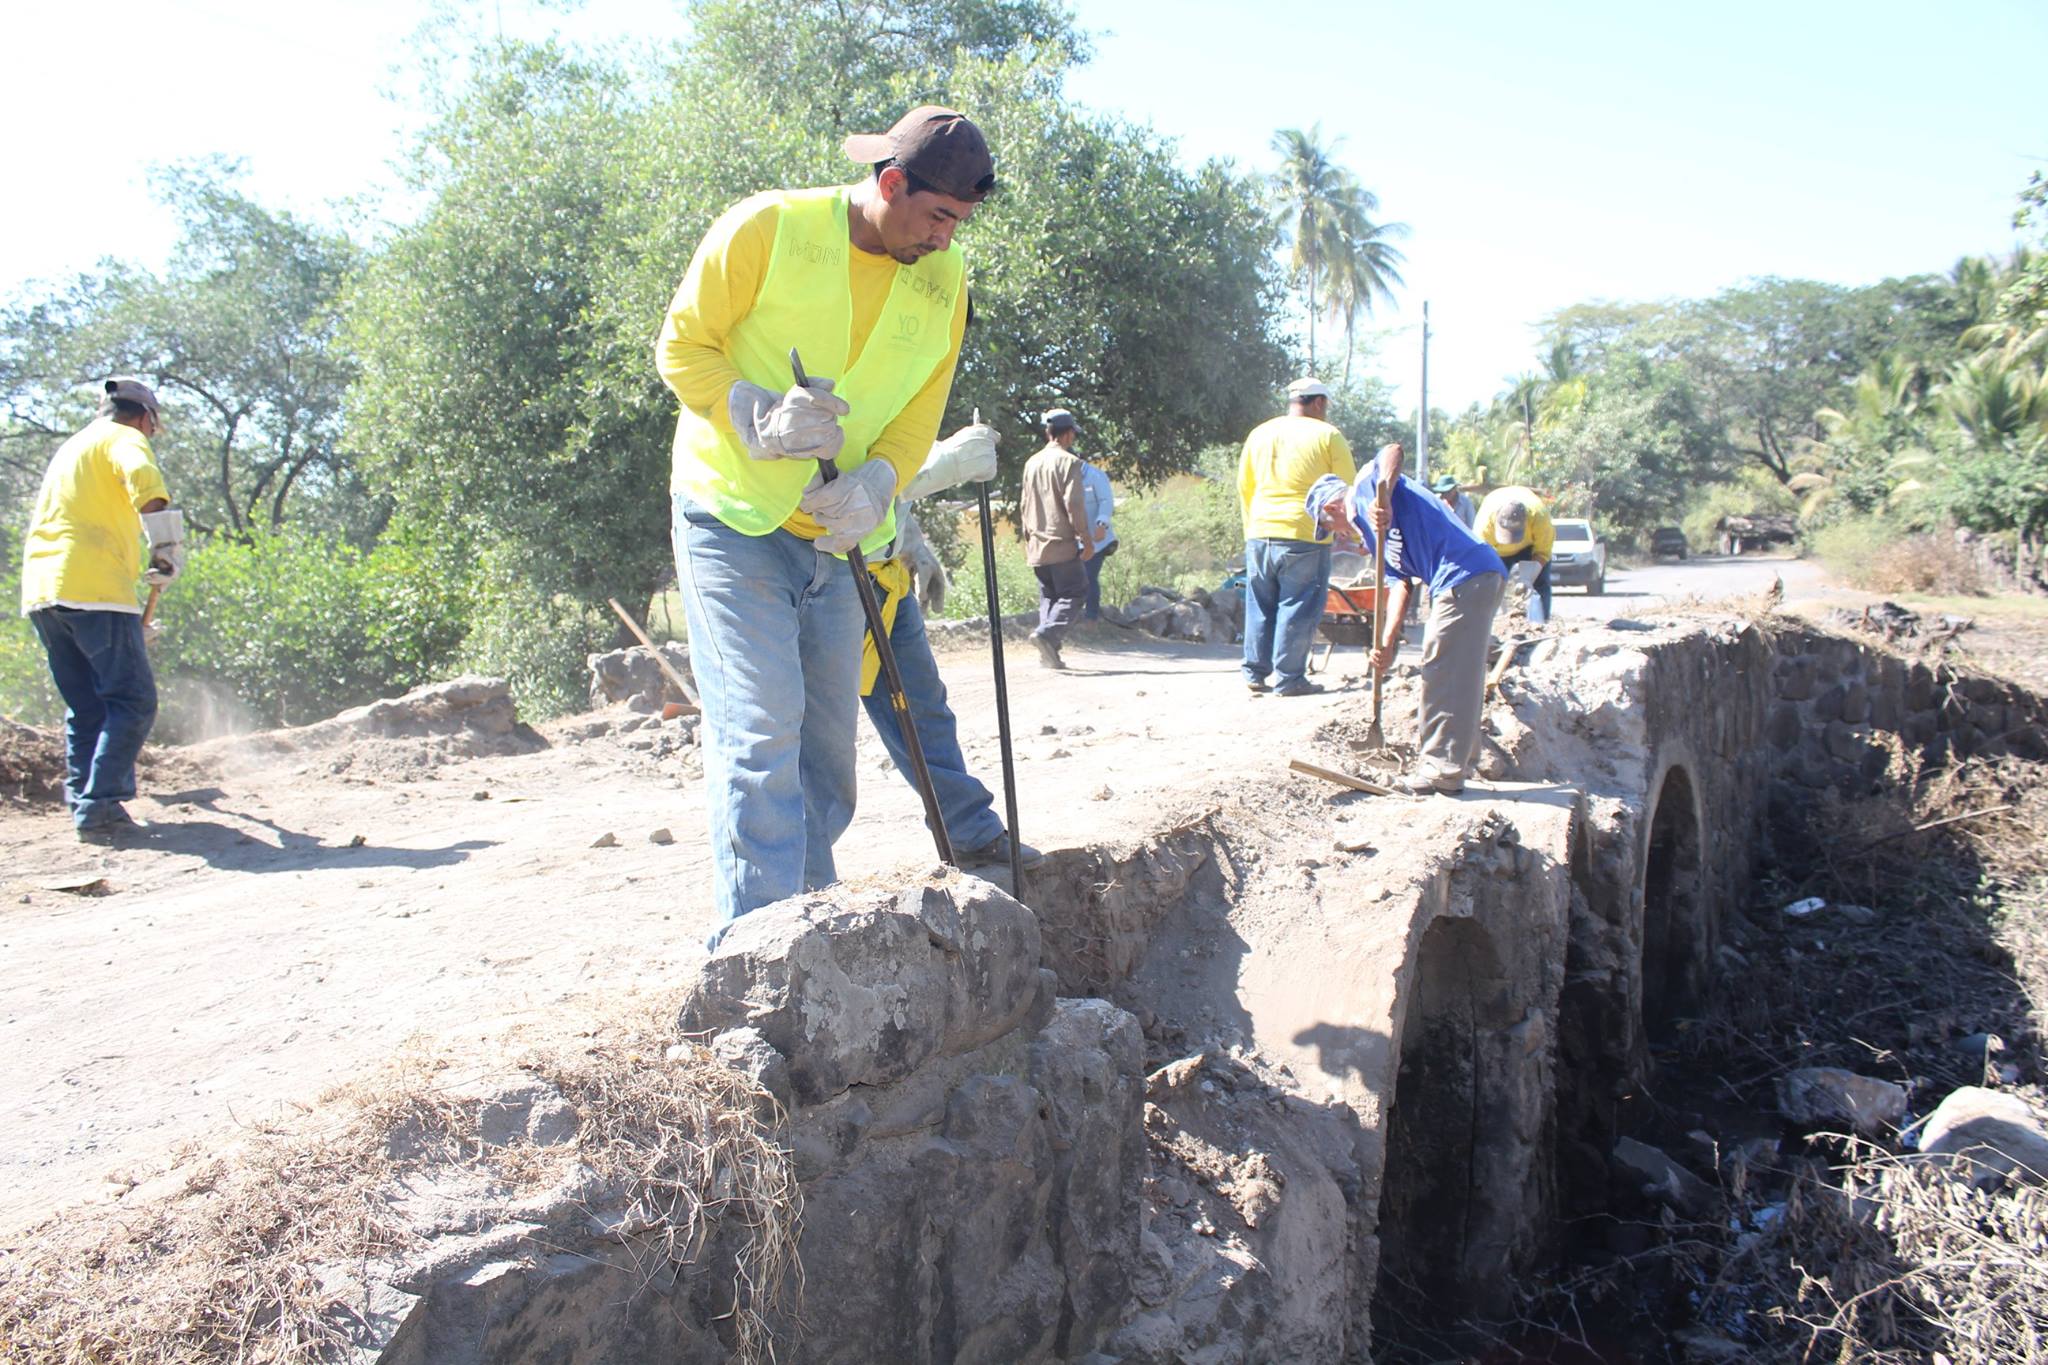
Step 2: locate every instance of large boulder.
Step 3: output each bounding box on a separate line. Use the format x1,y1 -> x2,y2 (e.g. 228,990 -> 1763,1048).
677,873 -> 1148,1364
1918,1086 -> 2048,1187
679,877 -> 1047,1104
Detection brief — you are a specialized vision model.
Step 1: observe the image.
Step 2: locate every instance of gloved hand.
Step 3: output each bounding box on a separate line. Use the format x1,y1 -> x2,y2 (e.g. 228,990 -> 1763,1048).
727,377 -> 850,461
141,508 -> 186,585
801,460 -> 898,555
1506,560 -> 1542,593
897,509 -> 950,613
902,422 -> 1001,502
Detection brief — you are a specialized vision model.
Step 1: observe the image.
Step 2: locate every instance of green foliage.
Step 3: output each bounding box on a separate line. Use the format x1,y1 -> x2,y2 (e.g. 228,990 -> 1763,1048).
0,161 -> 370,541
1529,357 -> 1720,541
1096,476 -> 1243,602
455,545 -> 614,720
0,564 -> 62,726
151,527 -> 475,728
1680,468 -> 1797,553
933,513 -> 1039,620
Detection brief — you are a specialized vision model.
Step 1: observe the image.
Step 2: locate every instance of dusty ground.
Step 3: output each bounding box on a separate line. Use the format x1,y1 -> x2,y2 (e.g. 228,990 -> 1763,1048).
1,555 -> 2038,1240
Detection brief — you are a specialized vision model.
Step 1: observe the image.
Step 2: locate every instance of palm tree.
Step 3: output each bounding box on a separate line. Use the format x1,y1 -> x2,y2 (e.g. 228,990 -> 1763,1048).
1271,125 -> 1369,370
1322,210 -> 1408,386
1942,352 -> 2048,447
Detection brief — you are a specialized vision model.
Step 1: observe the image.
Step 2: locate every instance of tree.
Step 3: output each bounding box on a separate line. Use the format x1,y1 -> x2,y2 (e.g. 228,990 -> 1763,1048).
1533,356 -> 1720,539
1322,214 -> 1407,386
0,162 -> 366,542
1270,125 -> 1358,372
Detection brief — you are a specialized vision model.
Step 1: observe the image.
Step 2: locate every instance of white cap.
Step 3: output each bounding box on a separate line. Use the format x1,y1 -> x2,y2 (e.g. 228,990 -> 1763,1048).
1286,377 -> 1331,401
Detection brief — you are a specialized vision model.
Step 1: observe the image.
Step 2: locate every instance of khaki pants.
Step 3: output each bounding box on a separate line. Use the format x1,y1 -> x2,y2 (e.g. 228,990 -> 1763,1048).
1416,572 -> 1504,780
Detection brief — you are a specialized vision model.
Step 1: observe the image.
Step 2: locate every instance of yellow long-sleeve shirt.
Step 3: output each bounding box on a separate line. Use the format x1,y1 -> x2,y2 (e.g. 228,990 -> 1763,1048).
654,191 -> 969,540
1238,414 -> 1355,542
20,417 -> 169,614
1473,486 -> 1555,561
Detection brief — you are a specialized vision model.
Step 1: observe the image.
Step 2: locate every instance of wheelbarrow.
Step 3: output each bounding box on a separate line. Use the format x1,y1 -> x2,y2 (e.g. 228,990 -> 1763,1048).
1310,578 -> 1390,672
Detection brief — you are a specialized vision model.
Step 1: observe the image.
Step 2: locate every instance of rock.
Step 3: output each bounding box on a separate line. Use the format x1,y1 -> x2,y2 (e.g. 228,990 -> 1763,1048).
1674,1328 -> 1748,1362
1954,1032 -> 2005,1066
1612,1136 -> 1714,1214
1093,785 -> 1114,801
472,790 -> 491,801
677,876 -> 1046,1104
1775,1067 -> 1907,1136
476,1081 -> 580,1148
709,1025 -> 795,1112
648,827 -> 674,845
1832,903 -> 1878,925
590,832 -> 618,849
587,642 -> 694,712
1918,1086 -> 2048,1187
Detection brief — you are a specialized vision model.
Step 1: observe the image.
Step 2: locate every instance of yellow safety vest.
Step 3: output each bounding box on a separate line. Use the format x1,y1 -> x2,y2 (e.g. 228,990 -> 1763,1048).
670,186 -> 965,559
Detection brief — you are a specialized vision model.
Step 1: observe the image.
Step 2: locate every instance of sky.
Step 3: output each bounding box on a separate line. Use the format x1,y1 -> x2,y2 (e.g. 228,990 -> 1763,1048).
4,0 -> 2043,414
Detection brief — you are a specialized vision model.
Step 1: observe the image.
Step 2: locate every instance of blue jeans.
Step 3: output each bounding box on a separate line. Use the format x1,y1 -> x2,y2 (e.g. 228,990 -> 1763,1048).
1241,539 -> 1331,688
1083,537 -> 1116,619
672,496 -> 864,938
861,592 -> 1004,853
30,607 -> 158,829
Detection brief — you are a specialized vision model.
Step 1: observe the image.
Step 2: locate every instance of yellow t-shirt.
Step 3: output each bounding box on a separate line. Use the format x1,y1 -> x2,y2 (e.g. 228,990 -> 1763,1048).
654,192 -> 969,540
1238,414 -> 1356,542
19,417 -> 169,614
1474,486 -> 1555,561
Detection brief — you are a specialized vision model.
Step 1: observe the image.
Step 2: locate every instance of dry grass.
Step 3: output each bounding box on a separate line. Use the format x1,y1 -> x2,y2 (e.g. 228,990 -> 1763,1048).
0,1004 -> 800,1364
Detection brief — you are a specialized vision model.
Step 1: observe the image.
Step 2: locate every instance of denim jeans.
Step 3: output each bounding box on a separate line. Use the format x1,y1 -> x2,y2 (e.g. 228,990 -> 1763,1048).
672,496 -> 864,939
1082,537 -> 1117,619
1240,539 -> 1332,688
30,607 -> 158,829
861,592 -> 1004,854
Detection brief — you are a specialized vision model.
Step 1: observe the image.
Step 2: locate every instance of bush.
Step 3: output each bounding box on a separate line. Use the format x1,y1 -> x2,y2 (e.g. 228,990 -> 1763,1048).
1809,516 -> 1984,596
456,545 -> 614,720
933,509 -> 1039,621
152,527 -> 476,730
1096,475 -> 1243,603
0,564 -> 63,726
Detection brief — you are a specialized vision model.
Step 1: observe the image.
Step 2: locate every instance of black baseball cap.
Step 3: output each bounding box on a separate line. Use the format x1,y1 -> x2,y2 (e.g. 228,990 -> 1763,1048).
844,106 -> 996,201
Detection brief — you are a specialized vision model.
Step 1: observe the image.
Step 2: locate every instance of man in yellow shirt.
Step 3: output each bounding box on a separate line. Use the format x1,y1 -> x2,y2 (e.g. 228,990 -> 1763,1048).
19,378 -> 185,841
1473,486 -> 1554,624
1236,378 -> 1356,696
653,106 -> 992,940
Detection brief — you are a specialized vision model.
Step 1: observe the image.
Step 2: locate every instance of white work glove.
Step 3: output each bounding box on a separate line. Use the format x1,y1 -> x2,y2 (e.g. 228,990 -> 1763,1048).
140,508 -> 186,585
902,422 -> 1001,502
1506,560 -> 1542,593
726,378 -> 850,461
801,460 -> 898,555
897,509 -> 950,614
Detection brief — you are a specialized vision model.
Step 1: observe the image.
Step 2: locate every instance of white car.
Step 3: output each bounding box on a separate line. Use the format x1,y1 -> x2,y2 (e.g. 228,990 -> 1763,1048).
1549,518 -> 1606,594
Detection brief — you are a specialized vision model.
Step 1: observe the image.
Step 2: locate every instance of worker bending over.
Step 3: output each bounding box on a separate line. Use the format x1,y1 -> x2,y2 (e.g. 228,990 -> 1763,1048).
1308,447 -> 1505,794
1473,485 -> 1554,624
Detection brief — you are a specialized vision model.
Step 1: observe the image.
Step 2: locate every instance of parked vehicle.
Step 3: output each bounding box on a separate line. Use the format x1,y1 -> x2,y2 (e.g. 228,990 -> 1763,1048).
1549,518 -> 1606,593
1650,526 -> 1688,560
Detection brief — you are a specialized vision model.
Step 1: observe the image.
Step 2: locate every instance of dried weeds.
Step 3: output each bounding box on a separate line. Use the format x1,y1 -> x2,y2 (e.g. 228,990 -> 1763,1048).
0,1003 -> 799,1364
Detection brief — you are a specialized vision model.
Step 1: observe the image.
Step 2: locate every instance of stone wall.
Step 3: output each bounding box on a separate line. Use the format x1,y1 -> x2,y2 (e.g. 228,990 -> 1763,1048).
1762,621 -> 2048,802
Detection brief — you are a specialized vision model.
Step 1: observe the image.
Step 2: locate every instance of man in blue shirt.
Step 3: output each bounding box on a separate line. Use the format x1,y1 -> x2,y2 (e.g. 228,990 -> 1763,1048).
1307,445 -> 1506,794
1078,458 -> 1116,619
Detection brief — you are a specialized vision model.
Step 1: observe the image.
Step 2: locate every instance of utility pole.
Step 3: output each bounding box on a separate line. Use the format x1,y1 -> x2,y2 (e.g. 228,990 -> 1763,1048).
1416,300 -> 1431,485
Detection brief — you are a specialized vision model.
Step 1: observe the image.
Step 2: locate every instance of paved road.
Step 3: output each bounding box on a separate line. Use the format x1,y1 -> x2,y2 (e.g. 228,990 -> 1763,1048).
1544,552 -> 1827,619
